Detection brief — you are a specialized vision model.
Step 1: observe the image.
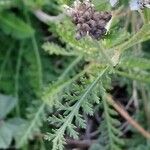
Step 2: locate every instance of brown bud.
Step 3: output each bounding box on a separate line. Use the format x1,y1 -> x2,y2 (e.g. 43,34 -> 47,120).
93,31 -> 102,39
79,3 -> 86,11
72,15 -> 78,24
99,12 -> 105,17
88,19 -> 96,28
104,15 -> 112,21
80,30 -> 87,37
89,28 -> 96,36
77,10 -> 83,16
93,12 -> 100,21
97,20 -> 106,28
77,23 -> 82,30
83,11 -> 91,21
82,23 -> 91,31
78,17 -> 85,23
75,32 -> 82,40
102,12 -> 112,21
101,28 -> 107,34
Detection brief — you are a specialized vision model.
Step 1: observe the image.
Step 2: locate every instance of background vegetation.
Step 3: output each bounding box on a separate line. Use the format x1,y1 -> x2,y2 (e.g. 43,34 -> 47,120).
0,0 -> 150,150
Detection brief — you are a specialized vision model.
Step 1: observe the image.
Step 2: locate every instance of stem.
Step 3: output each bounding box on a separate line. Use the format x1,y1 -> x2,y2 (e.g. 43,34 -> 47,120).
138,10 -> 146,24
33,10 -> 64,24
0,45 -> 13,81
141,85 -> 150,129
139,9 -> 150,24
15,43 -> 24,116
58,56 -> 83,81
107,95 -> 150,139
31,36 -> 43,89
66,139 -> 96,148
24,10 -> 43,91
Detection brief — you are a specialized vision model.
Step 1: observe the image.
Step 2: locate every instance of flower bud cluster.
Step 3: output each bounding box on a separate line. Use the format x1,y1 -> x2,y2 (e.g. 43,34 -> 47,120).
65,0 -> 112,40
138,0 -> 150,9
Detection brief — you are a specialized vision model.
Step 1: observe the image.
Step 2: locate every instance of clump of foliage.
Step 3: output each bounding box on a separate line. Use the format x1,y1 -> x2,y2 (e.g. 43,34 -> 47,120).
0,0 -> 150,150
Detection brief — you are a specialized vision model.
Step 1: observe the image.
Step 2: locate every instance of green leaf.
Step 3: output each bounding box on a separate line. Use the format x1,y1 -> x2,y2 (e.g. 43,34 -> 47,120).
42,42 -> 77,56
119,57 -> 150,70
0,94 -> 17,119
0,118 -> 27,149
0,0 -> 18,10
116,70 -> 150,83
0,121 -> 13,149
101,87 -> 124,150
7,118 -> 28,139
16,102 -> 45,148
115,23 -> 150,51
104,28 -> 130,49
46,67 -> 109,150
0,12 -> 34,39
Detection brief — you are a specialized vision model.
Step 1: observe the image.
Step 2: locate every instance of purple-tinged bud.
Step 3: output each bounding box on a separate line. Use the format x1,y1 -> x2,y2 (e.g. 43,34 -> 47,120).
82,23 -> 91,31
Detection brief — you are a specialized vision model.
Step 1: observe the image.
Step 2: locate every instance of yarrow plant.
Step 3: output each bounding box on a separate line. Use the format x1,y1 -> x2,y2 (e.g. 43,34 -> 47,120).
42,0 -> 150,150
0,0 -> 150,150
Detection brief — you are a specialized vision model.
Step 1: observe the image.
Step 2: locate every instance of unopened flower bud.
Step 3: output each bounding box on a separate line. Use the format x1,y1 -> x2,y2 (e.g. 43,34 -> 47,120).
83,11 -> 91,21
82,23 -> 91,31
77,23 -> 82,30
78,17 -> 85,23
93,12 -> 100,21
97,20 -> 107,28
75,32 -> 82,40
88,19 -> 96,28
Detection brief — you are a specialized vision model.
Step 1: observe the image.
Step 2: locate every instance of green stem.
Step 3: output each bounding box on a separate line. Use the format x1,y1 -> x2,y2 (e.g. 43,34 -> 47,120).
0,45 -> 13,81
15,43 -> 24,116
139,9 -> 150,24
24,8 -> 43,91
141,85 -> 150,129
58,55 -> 83,81
31,35 -> 43,89
140,85 -> 150,145
138,10 -> 146,24
43,63 -> 91,104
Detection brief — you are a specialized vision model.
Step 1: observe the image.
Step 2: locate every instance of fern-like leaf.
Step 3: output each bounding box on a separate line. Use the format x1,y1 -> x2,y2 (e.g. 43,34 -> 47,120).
16,101 -> 45,148
45,66 -> 109,150
42,42 -> 77,56
99,84 -> 124,150
0,12 -> 34,39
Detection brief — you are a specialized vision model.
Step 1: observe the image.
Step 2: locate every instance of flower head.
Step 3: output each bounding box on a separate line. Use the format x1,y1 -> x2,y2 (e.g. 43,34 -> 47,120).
138,0 -> 150,9
130,0 -> 150,10
65,0 -> 112,40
